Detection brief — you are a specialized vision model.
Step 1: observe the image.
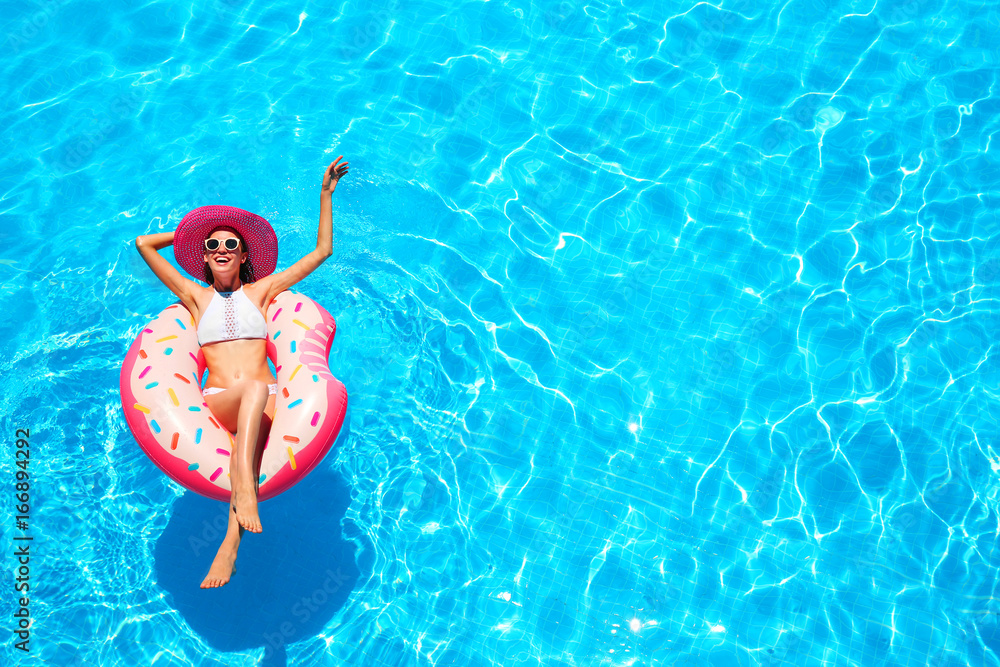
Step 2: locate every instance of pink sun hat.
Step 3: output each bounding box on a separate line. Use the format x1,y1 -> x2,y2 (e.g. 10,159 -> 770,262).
174,206 -> 278,282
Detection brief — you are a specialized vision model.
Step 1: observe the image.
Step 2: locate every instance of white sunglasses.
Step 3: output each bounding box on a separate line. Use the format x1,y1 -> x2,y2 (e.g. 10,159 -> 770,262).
204,238 -> 241,251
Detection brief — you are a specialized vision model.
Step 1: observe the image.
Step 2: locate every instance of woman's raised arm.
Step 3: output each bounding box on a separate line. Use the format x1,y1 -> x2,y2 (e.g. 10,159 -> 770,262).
260,157 -> 349,300
135,231 -> 201,310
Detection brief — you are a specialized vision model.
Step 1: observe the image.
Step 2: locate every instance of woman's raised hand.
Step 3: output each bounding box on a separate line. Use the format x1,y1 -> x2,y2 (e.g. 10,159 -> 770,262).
321,156 -> 349,195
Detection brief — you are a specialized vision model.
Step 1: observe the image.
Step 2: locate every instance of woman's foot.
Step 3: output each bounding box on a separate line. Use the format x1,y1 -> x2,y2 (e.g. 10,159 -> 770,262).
200,544 -> 238,588
231,483 -> 262,533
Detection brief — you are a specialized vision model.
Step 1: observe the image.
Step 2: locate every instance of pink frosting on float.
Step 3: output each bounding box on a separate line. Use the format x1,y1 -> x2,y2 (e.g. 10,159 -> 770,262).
120,292 -> 347,502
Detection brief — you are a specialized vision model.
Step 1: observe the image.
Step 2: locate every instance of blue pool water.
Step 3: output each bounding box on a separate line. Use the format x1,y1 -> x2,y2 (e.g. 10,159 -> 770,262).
2,0 -> 1000,664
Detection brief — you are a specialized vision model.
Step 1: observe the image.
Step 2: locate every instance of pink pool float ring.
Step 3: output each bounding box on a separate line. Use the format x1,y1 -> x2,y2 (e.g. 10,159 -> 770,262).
120,291 -> 347,501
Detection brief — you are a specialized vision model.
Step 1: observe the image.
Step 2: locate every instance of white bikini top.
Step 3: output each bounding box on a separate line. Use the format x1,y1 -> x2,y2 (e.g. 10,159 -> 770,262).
197,286 -> 268,346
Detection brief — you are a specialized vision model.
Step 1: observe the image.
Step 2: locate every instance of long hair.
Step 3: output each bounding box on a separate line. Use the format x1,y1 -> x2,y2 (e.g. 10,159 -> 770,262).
203,226 -> 257,285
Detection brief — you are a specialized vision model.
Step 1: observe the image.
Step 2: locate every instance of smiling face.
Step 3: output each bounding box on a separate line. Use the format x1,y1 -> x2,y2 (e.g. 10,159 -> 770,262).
203,229 -> 246,276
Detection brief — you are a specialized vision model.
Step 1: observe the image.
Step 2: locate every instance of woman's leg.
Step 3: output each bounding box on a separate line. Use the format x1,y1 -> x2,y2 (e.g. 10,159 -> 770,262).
198,405 -> 273,589
204,380 -> 275,532
199,381 -> 275,588
200,510 -> 243,588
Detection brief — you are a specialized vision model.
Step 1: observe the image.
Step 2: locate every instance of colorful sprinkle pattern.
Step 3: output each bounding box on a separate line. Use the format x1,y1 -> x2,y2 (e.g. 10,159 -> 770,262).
121,291 -> 346,502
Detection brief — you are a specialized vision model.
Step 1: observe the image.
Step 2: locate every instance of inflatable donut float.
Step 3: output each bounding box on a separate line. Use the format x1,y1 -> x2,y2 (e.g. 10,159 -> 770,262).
119,290 -> 347,501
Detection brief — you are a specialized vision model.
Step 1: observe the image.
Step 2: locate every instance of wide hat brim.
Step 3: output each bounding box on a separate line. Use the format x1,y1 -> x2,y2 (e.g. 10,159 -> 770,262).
174,206 -> 278,282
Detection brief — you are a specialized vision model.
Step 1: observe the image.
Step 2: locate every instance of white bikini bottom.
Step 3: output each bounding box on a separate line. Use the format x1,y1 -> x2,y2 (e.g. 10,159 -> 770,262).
202,383 -> 278,397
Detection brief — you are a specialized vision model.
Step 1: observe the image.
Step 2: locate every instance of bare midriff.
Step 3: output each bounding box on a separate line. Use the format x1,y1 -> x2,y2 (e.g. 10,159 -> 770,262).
201,338 -> 275,390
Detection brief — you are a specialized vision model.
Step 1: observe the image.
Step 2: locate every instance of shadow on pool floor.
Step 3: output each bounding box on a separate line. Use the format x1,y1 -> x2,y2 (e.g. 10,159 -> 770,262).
154,431 -> 364,666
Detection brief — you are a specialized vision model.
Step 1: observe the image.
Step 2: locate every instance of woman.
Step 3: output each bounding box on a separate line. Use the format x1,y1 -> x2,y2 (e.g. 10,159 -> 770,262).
135,157 -> 349,588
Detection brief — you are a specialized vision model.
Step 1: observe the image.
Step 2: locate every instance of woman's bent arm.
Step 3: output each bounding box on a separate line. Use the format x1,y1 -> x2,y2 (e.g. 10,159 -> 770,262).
136,232 -> 201,309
